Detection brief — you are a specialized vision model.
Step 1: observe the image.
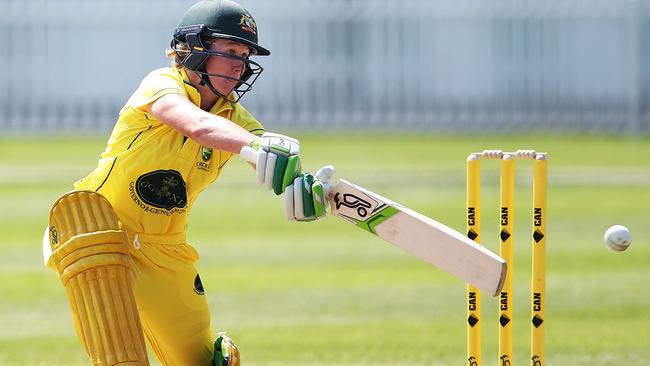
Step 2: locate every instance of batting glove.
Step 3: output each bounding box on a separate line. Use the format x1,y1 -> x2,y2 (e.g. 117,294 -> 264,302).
285,172 -> 328,221
250,132 -> 301,195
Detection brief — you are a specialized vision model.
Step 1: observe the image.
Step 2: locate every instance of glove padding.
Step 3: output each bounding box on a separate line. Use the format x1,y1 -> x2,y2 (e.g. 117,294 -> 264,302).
285,173 -> 328,221
251,132 -> 301,195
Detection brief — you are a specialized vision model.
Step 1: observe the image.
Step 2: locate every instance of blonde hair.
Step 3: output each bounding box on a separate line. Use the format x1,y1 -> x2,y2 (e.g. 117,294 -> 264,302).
165,42 -> 189,68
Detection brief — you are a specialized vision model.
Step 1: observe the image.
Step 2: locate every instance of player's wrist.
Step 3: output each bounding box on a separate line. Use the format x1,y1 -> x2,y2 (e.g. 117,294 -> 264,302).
249,138 -> 261,151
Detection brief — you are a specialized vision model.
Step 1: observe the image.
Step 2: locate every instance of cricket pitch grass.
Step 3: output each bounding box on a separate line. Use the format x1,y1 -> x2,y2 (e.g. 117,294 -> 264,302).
0,133 -> 649,365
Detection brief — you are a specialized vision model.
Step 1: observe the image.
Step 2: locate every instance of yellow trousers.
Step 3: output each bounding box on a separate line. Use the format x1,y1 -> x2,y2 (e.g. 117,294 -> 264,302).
129,233 -> 214,366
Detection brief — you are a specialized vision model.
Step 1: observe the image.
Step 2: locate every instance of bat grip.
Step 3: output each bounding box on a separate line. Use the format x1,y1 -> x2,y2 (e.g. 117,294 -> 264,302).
315,165 -> 337,198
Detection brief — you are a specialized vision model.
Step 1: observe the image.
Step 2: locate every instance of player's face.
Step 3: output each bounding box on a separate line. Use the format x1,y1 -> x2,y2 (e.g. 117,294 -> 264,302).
205,39 -> 251,96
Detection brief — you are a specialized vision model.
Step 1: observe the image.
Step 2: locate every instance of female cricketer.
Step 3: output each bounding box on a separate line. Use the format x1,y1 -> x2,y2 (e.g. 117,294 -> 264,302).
42,1 -> 327,365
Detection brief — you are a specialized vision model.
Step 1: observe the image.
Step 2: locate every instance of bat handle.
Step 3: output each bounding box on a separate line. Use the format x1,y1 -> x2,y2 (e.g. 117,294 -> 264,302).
315,165 -> 337,198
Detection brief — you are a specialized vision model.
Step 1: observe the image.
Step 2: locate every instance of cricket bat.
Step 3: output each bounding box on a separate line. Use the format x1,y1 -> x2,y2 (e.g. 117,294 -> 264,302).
240,147 -> 507,296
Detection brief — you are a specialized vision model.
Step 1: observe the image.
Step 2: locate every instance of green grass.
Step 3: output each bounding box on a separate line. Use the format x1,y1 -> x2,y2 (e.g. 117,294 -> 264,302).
1,134 -> 649,365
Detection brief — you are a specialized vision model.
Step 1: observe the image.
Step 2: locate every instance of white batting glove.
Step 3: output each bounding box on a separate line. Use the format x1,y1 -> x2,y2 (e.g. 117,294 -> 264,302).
250,132 -> 301,195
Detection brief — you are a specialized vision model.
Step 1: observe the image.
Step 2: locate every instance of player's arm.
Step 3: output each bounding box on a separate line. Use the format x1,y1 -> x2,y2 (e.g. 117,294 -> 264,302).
148,93 -> 255,153
147,93 -> 301,195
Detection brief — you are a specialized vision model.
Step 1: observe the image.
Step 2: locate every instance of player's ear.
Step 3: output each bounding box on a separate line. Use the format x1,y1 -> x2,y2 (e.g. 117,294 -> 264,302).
181,31 -> 211,71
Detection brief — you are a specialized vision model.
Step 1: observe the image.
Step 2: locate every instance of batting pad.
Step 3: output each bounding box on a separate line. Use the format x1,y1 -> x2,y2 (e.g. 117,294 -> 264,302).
48,190 -> 149,366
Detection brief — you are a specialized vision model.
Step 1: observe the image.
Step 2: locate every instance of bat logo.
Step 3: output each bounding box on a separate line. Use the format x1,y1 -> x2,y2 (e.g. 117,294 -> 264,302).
333,192 -> 372,217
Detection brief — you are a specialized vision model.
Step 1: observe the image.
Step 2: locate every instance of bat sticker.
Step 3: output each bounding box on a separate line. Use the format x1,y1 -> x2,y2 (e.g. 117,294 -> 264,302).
333,192 -> 372,217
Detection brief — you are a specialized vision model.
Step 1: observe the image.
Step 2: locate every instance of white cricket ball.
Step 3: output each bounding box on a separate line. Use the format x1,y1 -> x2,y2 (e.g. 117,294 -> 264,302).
604,225 -> 632,252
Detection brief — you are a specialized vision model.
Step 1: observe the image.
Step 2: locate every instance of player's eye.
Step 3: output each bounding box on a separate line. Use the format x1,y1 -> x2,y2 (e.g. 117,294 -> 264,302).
225,48 -> 249,59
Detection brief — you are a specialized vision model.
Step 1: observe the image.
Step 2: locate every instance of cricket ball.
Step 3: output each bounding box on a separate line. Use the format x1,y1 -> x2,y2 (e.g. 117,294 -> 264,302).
604,225 -> 632,252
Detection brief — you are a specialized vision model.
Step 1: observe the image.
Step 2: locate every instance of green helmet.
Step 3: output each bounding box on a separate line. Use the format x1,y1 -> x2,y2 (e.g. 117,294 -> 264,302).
173,0 -> 270,56
171,0 -> 269,102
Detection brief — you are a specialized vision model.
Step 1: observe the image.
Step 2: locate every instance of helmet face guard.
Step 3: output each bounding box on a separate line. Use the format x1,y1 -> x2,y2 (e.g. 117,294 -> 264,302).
171,25 -> 263,103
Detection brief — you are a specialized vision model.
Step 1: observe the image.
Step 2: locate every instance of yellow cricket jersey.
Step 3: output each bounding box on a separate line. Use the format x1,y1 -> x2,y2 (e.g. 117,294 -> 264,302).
74,67 -> 264,239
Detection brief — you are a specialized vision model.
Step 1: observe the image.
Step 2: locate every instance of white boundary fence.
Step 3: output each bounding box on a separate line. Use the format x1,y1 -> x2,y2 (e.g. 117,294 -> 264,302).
1,0 -> 649,133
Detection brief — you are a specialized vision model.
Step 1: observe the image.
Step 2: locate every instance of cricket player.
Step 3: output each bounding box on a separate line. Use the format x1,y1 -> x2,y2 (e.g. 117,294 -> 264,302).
43,1 -> 327,365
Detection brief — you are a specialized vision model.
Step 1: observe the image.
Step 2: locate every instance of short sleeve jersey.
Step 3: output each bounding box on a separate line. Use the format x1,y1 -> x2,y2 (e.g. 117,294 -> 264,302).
74,67 -> 264,236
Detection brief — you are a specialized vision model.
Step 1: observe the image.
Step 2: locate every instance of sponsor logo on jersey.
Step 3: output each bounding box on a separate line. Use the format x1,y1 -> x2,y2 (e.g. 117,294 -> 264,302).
131,170 -> 187,214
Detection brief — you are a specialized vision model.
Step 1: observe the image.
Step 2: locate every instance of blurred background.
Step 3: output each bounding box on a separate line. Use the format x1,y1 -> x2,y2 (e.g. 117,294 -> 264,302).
2,0 -> 650,134
1,1 -> 649,365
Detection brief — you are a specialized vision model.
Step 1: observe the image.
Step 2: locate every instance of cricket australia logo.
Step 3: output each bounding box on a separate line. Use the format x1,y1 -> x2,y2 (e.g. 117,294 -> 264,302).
239,13 -> 257,35
135,170 -> 187,211
201,146 -> 212,162
197,146 -> 213,172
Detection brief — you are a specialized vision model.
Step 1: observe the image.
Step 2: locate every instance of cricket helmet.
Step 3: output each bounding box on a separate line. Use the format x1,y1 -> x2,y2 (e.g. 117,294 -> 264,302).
171,0 -> 270,102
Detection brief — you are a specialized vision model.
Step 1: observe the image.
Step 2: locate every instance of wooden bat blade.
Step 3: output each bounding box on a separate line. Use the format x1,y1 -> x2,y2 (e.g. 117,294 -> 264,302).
329,179 -> 507,297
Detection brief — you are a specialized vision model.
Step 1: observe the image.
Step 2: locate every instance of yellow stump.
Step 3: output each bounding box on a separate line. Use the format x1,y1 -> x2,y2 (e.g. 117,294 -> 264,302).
499,155 -> 515,366
531,155 -> 547,365
466,155 -> 481,366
